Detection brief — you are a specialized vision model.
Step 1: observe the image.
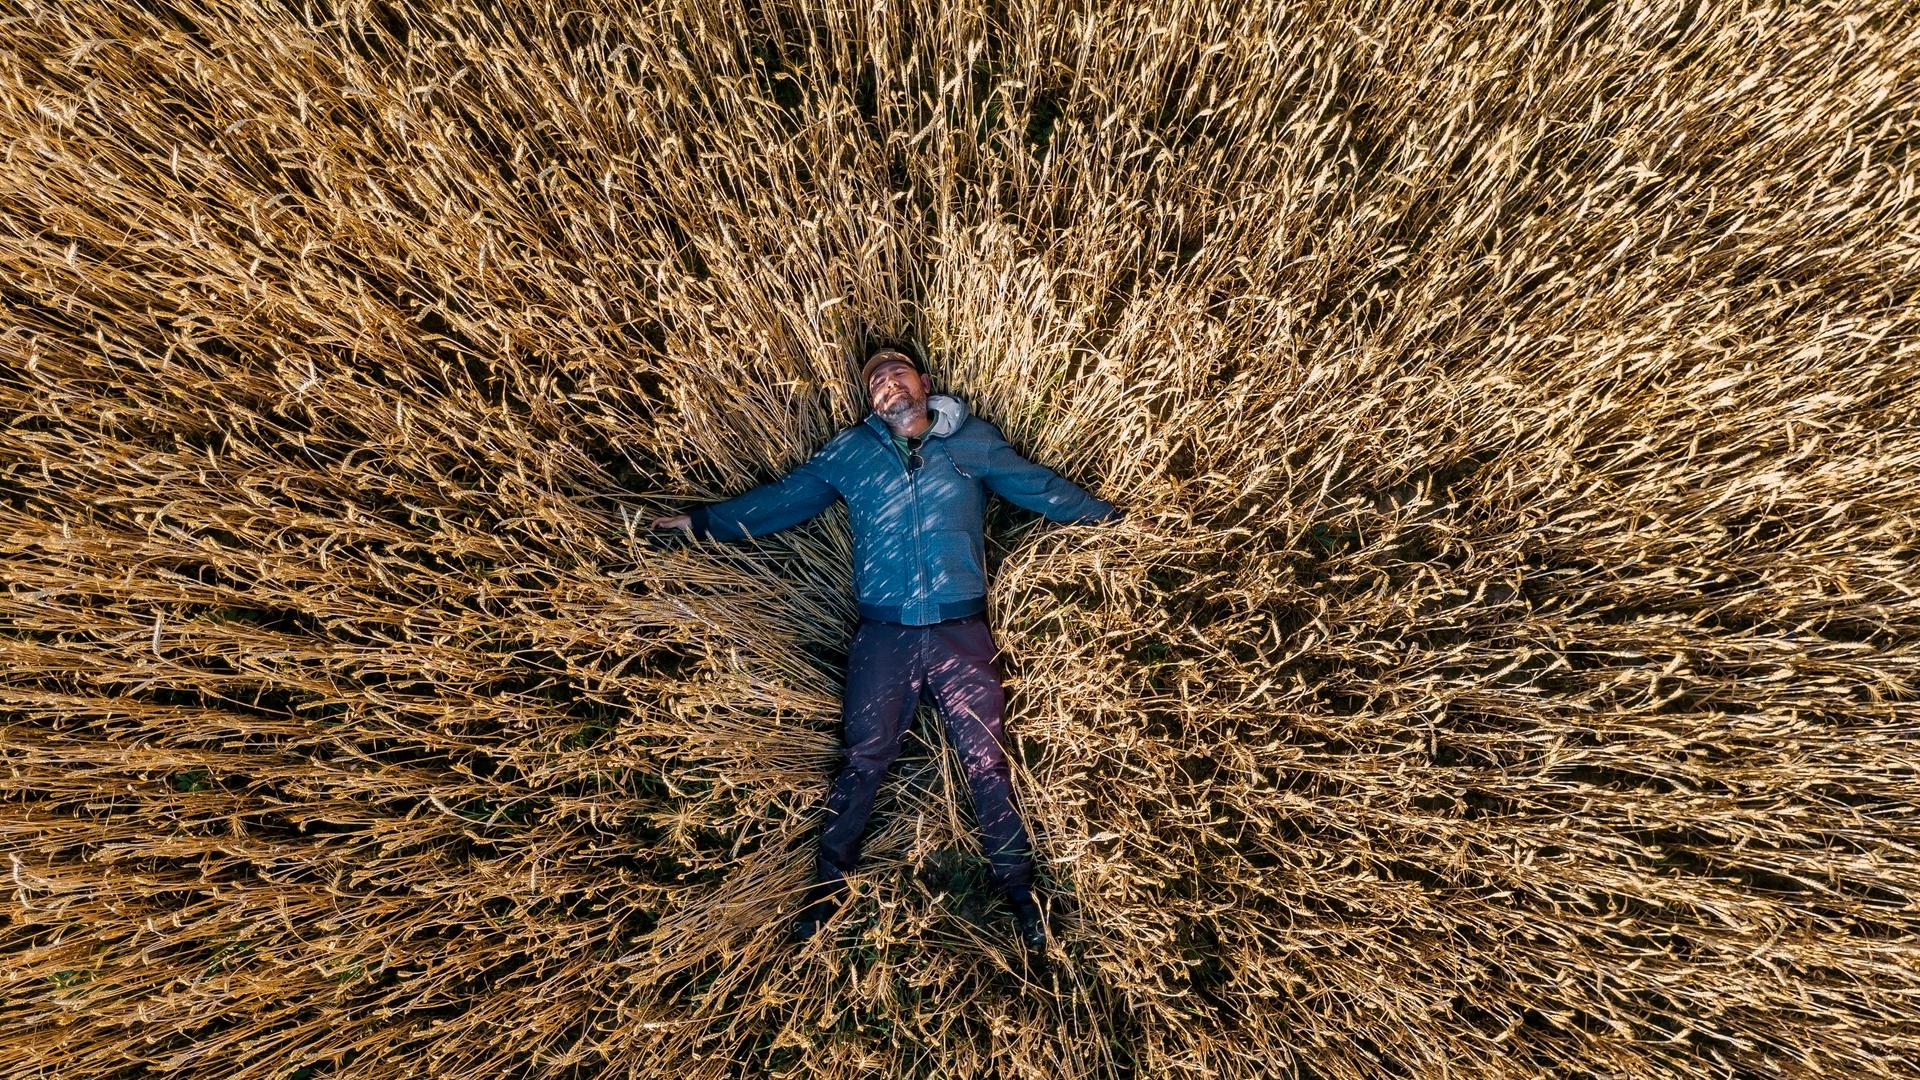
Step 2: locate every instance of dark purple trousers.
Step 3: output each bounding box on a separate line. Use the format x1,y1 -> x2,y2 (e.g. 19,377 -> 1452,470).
812,612 -> 1035,905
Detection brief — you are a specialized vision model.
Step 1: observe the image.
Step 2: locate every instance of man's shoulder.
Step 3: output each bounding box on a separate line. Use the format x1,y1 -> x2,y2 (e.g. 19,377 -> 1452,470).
825,420 -> 879,449
808,421 -> 880,467
950,415 -> 1004,443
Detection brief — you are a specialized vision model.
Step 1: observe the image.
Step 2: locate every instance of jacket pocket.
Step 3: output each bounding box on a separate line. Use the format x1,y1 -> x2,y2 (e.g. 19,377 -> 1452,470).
941,442 -> 980,480
853,535 -> 897,603
927,528 -> 985,595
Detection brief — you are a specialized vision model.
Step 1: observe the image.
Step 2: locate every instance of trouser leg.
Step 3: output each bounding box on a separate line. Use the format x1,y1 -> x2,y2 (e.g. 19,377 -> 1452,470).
814,619 -> 923,886
925,614 -> 1035,905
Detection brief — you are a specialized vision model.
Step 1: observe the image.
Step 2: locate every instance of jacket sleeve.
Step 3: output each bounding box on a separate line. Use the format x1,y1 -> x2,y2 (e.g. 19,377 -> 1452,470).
976,421 -> 1122,524
686,444 -> 843,541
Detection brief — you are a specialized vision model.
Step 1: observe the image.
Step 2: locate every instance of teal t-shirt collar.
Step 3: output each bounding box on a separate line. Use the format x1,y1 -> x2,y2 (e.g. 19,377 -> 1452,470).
890,426 -> 929,465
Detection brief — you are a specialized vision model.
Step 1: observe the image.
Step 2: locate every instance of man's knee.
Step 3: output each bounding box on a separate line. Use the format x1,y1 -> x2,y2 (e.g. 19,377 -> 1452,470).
840,739 -> 902,778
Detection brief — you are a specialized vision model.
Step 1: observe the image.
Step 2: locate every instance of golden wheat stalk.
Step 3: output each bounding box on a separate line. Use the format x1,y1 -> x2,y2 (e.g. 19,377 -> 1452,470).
4,0 -> 1919,1077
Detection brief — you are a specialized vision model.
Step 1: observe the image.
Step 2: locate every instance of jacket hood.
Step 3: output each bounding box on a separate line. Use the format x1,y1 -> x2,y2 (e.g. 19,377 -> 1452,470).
926,394 -> 969,437
868,393 -> 969,438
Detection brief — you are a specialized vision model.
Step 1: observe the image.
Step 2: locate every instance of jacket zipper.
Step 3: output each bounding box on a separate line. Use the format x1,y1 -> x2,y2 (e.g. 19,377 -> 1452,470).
910,455 -> 924,620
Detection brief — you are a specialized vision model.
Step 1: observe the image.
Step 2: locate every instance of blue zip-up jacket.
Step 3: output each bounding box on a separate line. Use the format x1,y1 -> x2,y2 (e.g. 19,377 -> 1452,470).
685,394 -> 1122,625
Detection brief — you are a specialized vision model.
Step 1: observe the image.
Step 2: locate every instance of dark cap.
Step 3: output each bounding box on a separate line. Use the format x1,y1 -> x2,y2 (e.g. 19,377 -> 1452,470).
861,342 -> 928,386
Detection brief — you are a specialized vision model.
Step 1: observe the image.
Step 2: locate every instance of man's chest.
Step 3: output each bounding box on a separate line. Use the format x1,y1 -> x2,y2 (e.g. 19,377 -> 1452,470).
836,435 -> 988,533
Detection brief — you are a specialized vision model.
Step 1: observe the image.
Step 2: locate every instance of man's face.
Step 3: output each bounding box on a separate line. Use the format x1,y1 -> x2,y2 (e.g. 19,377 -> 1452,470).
867,358 -> 931,423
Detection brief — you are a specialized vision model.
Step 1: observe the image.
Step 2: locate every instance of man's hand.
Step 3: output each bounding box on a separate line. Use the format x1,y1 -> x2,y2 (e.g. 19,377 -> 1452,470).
650,514 -> 692,531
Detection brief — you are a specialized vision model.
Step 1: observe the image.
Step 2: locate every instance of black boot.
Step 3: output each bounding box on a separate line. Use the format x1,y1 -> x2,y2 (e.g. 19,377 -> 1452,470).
788,877 -> 847,944
1009,896 -> 1049,951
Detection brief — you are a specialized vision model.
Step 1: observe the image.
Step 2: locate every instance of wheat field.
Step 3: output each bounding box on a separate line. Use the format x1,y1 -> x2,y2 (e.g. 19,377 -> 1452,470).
4,1 -> 1918,1077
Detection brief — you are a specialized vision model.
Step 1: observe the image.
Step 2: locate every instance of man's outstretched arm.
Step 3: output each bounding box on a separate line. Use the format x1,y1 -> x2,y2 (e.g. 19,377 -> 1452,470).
976,420 -> 1123,524
652,446 -> 842,540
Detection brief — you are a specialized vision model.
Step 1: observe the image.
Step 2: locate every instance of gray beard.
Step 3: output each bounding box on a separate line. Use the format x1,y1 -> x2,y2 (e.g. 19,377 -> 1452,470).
878,399 -> 926,429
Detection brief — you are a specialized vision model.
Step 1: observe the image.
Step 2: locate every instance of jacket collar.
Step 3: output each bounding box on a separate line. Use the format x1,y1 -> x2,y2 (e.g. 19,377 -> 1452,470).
863,393 -> 968,441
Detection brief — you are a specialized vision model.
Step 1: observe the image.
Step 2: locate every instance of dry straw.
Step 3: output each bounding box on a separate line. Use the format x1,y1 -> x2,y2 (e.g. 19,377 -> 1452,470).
4,0 -> 1919,1078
